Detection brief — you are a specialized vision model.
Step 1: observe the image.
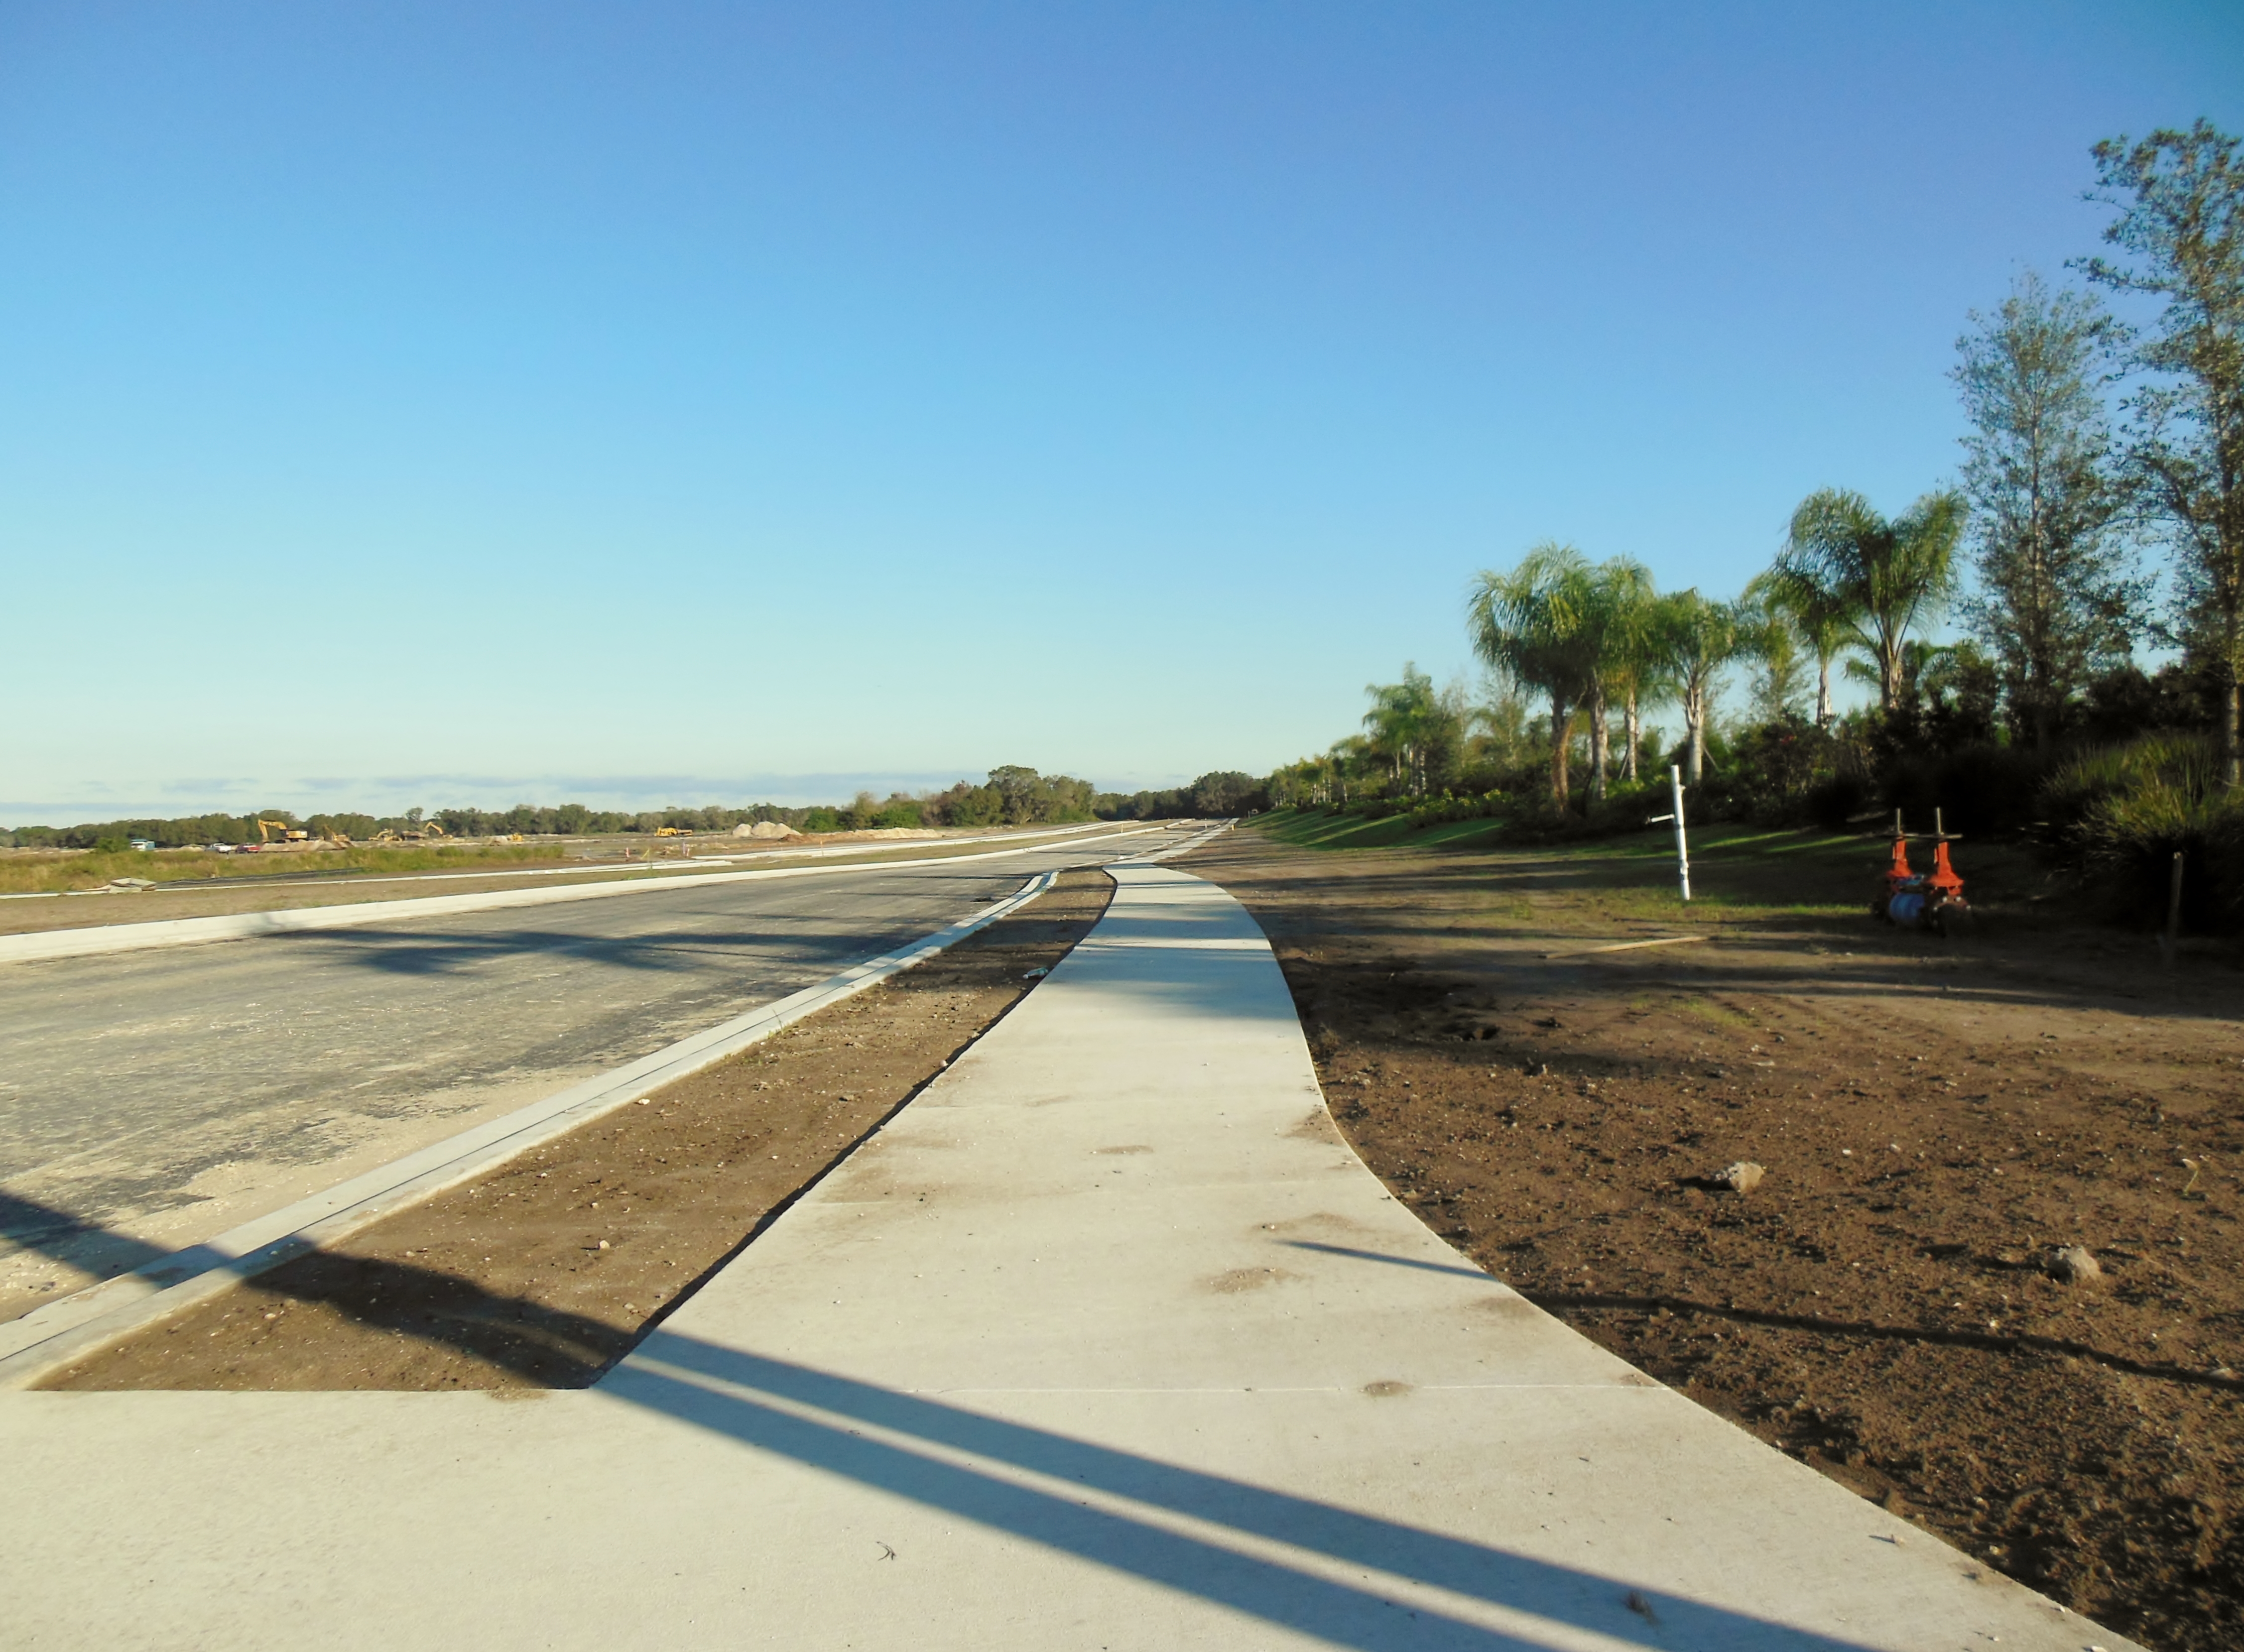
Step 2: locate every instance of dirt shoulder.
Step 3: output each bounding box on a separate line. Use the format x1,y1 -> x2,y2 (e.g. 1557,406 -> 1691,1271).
45,870 -> 1115,1393
1178,828 -> 2242,1652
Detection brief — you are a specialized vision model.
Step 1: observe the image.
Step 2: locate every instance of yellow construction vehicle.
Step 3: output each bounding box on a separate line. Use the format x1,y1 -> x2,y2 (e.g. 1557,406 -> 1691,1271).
254,819 -> 310,844
654,826 -> 693,837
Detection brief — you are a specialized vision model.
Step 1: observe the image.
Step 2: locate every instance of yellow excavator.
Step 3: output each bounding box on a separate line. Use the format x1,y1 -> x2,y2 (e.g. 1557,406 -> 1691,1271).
254,819 -> 310,844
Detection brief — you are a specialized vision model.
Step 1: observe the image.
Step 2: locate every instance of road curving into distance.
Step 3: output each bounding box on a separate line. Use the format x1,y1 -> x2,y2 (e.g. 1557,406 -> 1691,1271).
0,822 -> 1199,1319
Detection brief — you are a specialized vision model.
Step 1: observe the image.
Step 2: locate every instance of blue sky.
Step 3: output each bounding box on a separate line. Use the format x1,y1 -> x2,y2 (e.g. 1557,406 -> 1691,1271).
4,2 -> 2241,820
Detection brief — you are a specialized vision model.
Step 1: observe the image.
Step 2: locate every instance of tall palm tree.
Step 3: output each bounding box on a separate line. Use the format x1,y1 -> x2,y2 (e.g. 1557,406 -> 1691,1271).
1468,543 -> 1600,808
1362,666 -> 1442,796
1749,566 -> 1851,725
1740,571 -> 1813,720
1776,488 -> 1967,714
1659,590 -> 1748,785
1326,735 -> 1371,806
1591,559 -> 1664,786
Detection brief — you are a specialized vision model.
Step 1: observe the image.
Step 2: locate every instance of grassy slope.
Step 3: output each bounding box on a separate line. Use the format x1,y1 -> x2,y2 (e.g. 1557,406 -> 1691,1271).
1246,808 -> 2050,927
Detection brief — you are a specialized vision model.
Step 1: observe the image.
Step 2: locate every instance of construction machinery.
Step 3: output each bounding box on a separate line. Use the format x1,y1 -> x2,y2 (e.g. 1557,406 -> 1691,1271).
368,821 -> 450,845
1872,809 -> 1970,936
253,819 -> 310,845
654,826 -> 693,837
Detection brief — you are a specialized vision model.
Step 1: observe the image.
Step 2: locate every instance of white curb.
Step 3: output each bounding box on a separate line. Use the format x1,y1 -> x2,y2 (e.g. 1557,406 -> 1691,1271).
0,868 -> 1071,1389
0,824 -> 1159,966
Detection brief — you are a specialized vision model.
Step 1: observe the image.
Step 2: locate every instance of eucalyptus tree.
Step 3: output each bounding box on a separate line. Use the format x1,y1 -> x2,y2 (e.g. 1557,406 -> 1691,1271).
2083,120 -> 2244,783
1952,271 -> 2141,746
1777,488 -> 1966,714
1659,590 -> 1748,785
1468,543 -> 1600,807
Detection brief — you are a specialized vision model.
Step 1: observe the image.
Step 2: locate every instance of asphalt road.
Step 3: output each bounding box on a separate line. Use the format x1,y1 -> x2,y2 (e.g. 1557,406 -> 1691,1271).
0,823 -> 1193,1317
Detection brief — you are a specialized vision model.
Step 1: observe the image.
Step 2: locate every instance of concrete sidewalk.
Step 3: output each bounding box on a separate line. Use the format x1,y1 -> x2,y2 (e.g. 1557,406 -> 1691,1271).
0,866 -> 2129,1650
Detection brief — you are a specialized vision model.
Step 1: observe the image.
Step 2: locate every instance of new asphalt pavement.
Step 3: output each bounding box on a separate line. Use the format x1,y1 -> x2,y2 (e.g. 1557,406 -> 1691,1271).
0,823 -> 1187,1316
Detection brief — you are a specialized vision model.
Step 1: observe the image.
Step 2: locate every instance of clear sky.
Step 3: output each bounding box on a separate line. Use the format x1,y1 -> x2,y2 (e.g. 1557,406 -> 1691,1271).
4,2 -> 2242,820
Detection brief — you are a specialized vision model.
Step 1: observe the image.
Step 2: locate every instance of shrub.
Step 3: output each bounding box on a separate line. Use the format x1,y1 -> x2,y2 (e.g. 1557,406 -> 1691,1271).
1878,742 -> 2054,838
1805,773 -> 1870,830
2041,734 -> 2244,932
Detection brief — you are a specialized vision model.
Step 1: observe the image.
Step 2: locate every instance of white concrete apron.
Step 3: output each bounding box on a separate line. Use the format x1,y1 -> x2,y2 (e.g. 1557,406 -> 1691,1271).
0,866 -> 2130,1651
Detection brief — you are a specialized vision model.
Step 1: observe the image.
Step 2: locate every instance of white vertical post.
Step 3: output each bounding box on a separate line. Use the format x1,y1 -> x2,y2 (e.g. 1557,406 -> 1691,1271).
1669,763 -> 1691,902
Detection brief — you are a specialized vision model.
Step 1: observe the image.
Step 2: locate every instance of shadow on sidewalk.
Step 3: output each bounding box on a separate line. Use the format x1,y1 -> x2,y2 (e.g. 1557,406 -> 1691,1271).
605,1331 -> 1885,1652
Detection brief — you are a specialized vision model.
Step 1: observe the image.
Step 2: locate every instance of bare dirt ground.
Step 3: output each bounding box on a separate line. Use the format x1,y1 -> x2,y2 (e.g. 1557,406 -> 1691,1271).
1178,827 -> 2243,1652
45,871 -> 1114,1392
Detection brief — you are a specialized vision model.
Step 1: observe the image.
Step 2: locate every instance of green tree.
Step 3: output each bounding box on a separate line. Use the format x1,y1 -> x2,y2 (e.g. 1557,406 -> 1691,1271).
1658,590 -> 1748,786
1755,555 -> 1854,725
1953,271 -> 2142,745
1468,542 -> 1601,807
1739,573 -> 1811,723
1587,558 -> 1661,790
2083,120 -> 2244,783
1361,666 -> 1442,795
1777,488 -> 1966,713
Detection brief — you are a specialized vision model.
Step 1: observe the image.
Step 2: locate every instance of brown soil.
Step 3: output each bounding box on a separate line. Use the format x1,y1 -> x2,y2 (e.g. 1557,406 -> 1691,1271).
1179,829 -> 2244,1652
44,870 -> 1115,1393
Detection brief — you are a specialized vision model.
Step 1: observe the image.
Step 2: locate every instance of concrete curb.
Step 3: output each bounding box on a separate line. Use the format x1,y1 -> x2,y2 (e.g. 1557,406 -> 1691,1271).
0,825 -> 1157,967
0,820 -> 1118,905
0,869 -> 1065,1390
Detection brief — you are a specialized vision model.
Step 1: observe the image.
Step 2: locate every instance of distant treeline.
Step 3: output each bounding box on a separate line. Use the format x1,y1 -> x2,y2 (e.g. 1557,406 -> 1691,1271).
1099,771 -> 1267,820
2,765 -> 1266,850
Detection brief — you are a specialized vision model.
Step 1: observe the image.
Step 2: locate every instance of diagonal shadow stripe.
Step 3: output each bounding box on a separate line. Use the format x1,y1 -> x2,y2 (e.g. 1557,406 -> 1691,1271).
613,1334 -> 1886,1652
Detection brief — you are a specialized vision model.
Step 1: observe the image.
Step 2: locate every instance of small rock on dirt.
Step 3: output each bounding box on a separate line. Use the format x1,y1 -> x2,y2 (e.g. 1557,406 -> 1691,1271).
1713,1161 -> 1765,1194
2048,1245 -> 2102,1284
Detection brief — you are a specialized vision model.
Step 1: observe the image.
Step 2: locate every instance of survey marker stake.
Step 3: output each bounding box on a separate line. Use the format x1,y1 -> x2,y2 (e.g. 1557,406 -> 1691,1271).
1646,762 -> 1692,902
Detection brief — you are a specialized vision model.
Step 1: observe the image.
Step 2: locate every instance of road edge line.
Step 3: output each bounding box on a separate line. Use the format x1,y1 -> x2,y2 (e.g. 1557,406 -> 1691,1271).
0,870 -> 1065,1390
0,826 -> 1156,966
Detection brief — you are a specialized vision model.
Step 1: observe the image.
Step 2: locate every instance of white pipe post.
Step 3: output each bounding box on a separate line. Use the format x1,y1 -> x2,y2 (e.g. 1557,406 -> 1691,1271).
1669,763 -> 1691,902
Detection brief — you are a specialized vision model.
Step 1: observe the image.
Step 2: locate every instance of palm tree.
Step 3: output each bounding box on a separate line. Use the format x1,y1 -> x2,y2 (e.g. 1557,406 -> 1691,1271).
1659,590 -> 1748,785
1777,488 -> 1967,714
1750,566 -> 1851,725
1592,559 -> 1664,786
1326,735 -> 1371,806
1740,571 -> 1813,720
1468,543 -> 1601,808
1362,666 -> 1442,796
